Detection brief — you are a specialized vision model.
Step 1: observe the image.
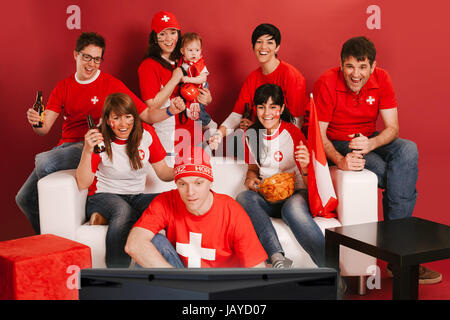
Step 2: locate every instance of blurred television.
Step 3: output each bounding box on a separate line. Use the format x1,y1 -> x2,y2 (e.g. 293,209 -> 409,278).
79,268 -> 337,300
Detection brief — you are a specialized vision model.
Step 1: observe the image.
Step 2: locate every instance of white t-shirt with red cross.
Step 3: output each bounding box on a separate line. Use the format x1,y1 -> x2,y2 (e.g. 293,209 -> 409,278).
134,189 -> 268,268
88,124 -> 166,196
245,121 -> 307,190
46,70 -> 147,146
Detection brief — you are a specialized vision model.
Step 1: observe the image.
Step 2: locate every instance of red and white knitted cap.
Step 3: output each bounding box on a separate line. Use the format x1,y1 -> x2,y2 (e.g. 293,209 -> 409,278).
151,11 -> 181,34
174,146 -> 213,182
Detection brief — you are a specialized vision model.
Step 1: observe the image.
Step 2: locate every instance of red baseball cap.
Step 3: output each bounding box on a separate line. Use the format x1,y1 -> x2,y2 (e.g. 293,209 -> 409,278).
151,11 -> 181,34
174,146 -> 213,182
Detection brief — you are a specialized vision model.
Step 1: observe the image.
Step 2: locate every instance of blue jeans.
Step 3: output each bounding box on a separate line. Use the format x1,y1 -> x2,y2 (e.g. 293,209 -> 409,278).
15,142 -> 84,234
198,82 -> 212,126
331,135 -> 418,220
86,192 -> 159,268
150,234 -> 185,268
236,190 -> 325,267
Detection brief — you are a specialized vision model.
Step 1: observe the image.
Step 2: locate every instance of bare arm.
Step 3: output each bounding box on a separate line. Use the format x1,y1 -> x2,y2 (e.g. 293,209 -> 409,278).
138,68 -> 184,124
294,140 -> 309,186
319,121 -> 365,171
27,109 -> 59,136
348,108 -> 399,154
151,159 -> 175,182
75,129 -> 103,190
125,227 -> 174,268
139,95 -> 186,124
244,164 -> 261,192
182,73 -> 207,85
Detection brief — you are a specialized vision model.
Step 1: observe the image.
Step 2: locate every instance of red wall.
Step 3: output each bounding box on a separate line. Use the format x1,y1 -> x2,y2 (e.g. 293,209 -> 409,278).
2,0 -> 450,240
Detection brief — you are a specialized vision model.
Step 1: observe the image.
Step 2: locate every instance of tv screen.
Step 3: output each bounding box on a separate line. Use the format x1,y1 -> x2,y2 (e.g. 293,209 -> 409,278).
79,268 -> 337,300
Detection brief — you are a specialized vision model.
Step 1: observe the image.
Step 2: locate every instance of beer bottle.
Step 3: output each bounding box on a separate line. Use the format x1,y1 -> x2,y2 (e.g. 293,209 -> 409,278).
351,133 -> 363,171
352,133 -> 361,152
86,115 -> 106,154
243,103 -> 252,120
32,90 -> 44,128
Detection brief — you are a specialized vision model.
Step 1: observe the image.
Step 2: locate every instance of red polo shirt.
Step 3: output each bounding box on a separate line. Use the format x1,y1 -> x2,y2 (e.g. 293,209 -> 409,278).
313,67 -> 397,141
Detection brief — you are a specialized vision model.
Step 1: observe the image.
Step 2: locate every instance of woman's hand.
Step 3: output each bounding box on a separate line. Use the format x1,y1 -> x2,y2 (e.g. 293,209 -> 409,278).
239,118 -> 253,131
168,96 -> 186,115
197,87 -> 212,106
245,176 -> 261,192
208,130 -> 223,150
295,141 -> 310,172
84,128 -> 104,153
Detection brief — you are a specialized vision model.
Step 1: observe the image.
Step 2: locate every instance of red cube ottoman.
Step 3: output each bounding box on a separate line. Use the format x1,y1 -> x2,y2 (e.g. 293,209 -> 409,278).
0,234 -> 91,300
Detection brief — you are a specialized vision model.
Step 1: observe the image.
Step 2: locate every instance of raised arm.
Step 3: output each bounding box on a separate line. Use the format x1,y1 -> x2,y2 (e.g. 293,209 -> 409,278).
27,109 -> 59,136
151,158 -> 175,182
75,128 -> 103,190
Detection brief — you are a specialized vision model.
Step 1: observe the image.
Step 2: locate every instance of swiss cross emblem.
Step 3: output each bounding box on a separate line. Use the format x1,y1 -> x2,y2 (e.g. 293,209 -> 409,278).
274,151 -> 283,162
161,15 -> 170,22
91,96 -> 99,104
139,149 -> 145,160
366,96 -> 375,105
176,232 -> 216,268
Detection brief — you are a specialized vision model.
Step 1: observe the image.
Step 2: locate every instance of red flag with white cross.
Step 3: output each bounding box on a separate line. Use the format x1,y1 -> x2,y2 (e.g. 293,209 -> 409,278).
307,94 -> 338,218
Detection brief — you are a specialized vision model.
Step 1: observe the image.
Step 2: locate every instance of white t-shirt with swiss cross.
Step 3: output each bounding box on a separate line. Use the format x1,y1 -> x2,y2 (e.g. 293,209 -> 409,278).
88,124 -> 166,196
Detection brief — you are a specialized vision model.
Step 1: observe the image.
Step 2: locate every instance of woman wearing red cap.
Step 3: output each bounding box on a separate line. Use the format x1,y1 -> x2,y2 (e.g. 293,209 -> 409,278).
138,11 -> 212,156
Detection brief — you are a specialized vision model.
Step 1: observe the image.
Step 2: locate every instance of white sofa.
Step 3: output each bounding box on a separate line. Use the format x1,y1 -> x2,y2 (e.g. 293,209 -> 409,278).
38,156 -> 378,293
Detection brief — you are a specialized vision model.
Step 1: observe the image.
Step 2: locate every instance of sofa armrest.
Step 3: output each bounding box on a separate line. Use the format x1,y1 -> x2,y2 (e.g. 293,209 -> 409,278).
38,169 -> 87,240
330,166 -> 378,226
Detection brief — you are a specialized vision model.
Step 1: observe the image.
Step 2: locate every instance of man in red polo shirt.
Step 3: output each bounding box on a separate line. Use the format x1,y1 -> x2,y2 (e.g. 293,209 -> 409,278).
314,36 -> 440,284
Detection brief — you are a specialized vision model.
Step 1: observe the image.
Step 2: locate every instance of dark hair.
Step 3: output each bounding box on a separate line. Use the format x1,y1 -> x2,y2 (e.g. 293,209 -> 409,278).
245,84 -> 294,165
341,36 -> 376,66
75,32 -> 106,57
144,30 -> 182,70
101,93 -> 143,170
251,23 -> 281,48
252,84 -> 294,127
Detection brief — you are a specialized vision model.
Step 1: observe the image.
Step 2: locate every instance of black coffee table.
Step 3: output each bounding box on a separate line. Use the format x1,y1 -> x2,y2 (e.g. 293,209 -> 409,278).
325,217 -> 450,300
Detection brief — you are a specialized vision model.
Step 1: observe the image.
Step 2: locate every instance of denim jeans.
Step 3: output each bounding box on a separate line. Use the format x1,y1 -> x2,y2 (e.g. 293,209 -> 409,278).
198,82 -> 212,126
236,190 -> 326,267
331,135 -> 418,220
86,192 -> 159,268
15,142 -> 84,234
150,234 -> 185,268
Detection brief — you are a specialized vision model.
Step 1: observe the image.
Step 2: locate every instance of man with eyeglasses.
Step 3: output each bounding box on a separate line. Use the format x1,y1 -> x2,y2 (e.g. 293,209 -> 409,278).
16,32 -> 176,235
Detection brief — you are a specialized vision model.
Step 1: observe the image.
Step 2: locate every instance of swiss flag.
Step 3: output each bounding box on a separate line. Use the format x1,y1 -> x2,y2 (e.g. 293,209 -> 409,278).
307,94 -> 338,218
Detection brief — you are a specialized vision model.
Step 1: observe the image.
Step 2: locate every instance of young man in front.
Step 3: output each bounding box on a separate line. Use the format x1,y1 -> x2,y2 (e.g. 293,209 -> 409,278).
313,36 -> 441,284
125,146 -> 267,268
16,32 -> 185,234
208,23 -> 307,151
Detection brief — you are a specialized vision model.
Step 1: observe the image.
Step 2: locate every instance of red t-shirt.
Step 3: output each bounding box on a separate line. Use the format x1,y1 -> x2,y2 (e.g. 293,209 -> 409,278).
233,60 -> 307,119
134,189 -> 268,268
313,67 -> 398,141
46,71 -> 147,145
138,58 -> 199,154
